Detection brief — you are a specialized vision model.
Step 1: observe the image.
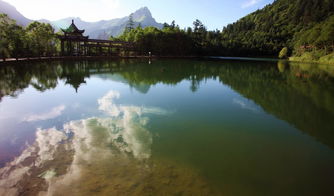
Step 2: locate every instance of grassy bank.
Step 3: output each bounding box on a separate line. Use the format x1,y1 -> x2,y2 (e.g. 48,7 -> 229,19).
289,51 -> 334,65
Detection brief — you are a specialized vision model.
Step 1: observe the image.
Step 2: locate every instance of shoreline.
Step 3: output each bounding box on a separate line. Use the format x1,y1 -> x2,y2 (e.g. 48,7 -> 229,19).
1,55 -> 333,66
0,55 -> 201,64
0,55 -> 280,65
289,52 -> 334,66
289,58 -> 334,66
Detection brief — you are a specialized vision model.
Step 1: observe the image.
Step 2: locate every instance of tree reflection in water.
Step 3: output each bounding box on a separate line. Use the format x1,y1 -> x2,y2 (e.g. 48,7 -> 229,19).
1,59 -> 334,149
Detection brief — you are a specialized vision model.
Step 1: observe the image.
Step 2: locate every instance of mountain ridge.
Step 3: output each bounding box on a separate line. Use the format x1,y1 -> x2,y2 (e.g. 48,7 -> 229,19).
0,0 -> 163,39
0,0 -> 31,26
40,7 -> 163,39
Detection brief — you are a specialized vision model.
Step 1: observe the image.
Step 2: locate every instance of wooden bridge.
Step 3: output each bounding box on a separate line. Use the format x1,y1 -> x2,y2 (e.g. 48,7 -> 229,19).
58,20 -> 135,56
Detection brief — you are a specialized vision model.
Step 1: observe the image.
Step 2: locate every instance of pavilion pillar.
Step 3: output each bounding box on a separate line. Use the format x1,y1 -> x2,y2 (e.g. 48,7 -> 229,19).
78,42 -> 80,56
69,41 -> 72,56
80,42 -> 82,56
108,43 -> 111,56
78,41 -> 81,56
67,41 -> 69,56
77,41 -> 79,56
84,42 -> 86,56
61,40 -> 64,56
116,48 -> 120,56
95,43 -> 98,56
68,41 -> 70,56
67,41 -> 70,56
98,43 -> 102,55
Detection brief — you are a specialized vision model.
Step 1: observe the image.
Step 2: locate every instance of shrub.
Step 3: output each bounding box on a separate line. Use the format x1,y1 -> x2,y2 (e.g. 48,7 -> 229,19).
279,47 -> 288,59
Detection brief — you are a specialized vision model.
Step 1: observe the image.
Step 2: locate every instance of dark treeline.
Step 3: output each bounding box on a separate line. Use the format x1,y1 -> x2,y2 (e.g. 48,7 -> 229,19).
111,18 -> 224,56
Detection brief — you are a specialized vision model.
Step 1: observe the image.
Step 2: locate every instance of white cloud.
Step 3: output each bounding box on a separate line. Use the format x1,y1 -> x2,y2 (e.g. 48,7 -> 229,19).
5,0 -> 125,21
22,105 -> 66,122
241,0 -> 262,8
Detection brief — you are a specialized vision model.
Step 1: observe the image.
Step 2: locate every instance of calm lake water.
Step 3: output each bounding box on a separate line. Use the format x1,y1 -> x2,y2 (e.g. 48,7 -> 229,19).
0,59 -> 334,196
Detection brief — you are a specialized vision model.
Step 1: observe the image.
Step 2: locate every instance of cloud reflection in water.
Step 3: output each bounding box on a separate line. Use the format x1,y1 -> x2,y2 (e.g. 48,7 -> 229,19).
0,90 -> 168,196
22,105 -> 66,122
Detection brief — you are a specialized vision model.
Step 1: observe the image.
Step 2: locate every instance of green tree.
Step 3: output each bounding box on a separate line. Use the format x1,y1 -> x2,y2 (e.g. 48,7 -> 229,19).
125,13 -> 135,33
0,14 -> 16,60
26,21 -> 56,57
0,14 -> 12,60
0,14 -> 24,60
7,23 -> 25,59
171,20 -> 176,29
193,19 -> 205,33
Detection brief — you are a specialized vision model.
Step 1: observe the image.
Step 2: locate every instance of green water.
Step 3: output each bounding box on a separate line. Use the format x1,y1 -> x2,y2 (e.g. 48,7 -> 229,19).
0,59 -> 334,196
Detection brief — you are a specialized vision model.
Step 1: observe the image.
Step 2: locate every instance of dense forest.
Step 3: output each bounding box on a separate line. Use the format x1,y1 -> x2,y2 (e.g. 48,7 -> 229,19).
221,0 -> 334,56
1,0 -> 334,62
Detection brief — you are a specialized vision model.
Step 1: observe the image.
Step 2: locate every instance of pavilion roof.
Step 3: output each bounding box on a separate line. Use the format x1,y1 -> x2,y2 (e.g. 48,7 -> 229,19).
61,20 -> 85,34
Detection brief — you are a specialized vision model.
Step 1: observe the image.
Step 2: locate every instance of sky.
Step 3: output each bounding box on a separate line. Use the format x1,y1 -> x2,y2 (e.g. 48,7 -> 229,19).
5,0 -> 275,30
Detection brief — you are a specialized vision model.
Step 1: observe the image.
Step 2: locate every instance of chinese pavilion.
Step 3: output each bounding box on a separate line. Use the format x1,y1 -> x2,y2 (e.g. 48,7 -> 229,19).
58,20 -> 134,56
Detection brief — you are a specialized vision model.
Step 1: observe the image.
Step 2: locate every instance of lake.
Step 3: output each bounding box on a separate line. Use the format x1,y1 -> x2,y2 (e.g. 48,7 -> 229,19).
0,59 -> 334,196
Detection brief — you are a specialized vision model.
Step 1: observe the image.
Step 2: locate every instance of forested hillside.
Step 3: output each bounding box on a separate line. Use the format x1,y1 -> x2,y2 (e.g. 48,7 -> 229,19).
220,0 -> 334,57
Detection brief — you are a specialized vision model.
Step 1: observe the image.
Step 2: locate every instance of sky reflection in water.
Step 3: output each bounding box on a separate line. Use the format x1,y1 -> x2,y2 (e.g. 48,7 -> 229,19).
0,59 -> 334,195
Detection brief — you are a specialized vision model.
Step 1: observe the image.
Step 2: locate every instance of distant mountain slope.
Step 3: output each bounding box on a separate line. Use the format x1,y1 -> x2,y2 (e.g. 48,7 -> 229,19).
42,7 -> 163,39
0,0 -> 163,39
221,0 -> 334,56
0,0 -> 31,26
